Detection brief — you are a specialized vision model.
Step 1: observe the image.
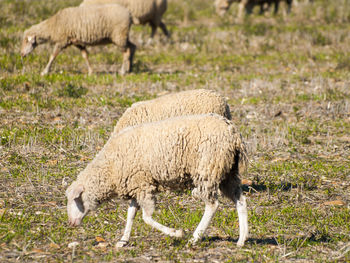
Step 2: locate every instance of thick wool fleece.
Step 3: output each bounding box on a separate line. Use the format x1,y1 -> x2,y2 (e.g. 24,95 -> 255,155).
81,0 -> 167,25
71,114 -> 247,210
113,89 -> 232,134
23,4 -> 131,49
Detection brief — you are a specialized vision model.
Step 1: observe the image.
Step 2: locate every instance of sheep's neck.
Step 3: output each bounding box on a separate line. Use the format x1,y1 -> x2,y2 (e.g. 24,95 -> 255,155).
79,149 -> 117,205
31,19 -> 53,44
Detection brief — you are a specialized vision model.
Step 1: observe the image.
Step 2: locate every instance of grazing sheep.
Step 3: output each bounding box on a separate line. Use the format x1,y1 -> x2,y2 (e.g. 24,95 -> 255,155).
81,0 -> 169,39
113,89 -> 232,135
21,4 -> 136,76
215,0 -> 293,18
66,114 -> 249,247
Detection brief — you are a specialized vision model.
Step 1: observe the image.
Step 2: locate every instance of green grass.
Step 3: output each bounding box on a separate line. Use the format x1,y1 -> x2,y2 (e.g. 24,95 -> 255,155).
1,0 -> 350,262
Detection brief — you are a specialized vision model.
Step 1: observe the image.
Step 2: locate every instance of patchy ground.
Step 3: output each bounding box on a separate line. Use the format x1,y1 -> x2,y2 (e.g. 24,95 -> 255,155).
0,0 -> 349,262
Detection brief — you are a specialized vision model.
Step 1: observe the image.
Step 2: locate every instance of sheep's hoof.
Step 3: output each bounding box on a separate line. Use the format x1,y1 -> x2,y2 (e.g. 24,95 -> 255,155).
236,239 -> 245,247
186,237 -> 199,248
146,38 -> 153,46
115,240 -> 128,248
188,237 -> 199,245
119,69 -> 126,76
174,229 -> 184,238
40,70 -> 48,76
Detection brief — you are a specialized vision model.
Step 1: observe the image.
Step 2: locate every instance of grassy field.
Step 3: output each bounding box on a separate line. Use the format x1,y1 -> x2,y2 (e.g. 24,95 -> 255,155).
1,0 -> 350,262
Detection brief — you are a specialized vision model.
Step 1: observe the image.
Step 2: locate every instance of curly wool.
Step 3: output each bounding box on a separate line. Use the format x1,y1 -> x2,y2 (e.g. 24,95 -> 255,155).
72,114 -> 247,209
81,0 -> 167,29
113,89 -> 232,134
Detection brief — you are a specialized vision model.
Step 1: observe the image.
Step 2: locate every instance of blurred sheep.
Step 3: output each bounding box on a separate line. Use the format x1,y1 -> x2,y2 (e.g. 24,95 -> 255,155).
21,4 -> 135,75
215,0 -> 293,19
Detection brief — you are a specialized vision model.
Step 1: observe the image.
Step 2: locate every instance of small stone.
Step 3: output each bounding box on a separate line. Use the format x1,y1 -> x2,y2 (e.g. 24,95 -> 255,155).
242,179 -> 253,186
49,243 -> 60,250
323,200 -> 345,206
95,236 -> 106,243
68,242 -> 79,249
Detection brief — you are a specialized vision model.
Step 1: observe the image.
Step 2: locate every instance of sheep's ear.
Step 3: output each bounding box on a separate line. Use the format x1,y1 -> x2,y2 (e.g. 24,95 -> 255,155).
66,184 -> 84,199
27,35 -> 36,44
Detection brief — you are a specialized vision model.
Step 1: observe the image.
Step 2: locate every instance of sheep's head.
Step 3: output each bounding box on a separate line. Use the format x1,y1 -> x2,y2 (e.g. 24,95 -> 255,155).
215,0 -> 235,16
21,34 -> 37,57
66,182 -> 91,227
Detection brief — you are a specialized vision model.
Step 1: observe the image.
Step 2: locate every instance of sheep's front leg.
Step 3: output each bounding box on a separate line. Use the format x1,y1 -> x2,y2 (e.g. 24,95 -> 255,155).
41,44 -> 62,76
141,199 -> 184,238
116,199 -> 139,248
273,1 -> 280,14
286,0 -> 292,14
189,200 -> 219,244
236,195 -> 248,247
237,0 -> 249,22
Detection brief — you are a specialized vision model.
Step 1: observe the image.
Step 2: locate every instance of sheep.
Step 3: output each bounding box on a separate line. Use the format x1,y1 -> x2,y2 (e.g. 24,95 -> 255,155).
113,89 -> 232,135
215,0 -> 293,18
66,113 -> 249,247
21,4 -> 136,76
81,0 -> 169,39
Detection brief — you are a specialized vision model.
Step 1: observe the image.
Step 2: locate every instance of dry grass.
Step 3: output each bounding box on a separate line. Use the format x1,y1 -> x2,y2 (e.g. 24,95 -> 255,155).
0,0 -> 350,262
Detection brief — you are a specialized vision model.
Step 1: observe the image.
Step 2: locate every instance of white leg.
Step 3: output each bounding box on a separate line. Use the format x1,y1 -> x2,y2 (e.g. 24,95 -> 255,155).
236,195 -> 248,247
41,44 -> 61,76
141,201 -> 183,238
190,200 -> 219,244
237,0 -> 248,22
116,199 -> 139,248
80,48 -> 93,75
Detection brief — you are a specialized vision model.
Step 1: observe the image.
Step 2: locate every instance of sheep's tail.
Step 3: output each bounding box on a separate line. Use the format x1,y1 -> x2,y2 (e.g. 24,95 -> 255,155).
233,132 -> 248,175
219,125 -> 249,202
226,118 -> 248,175
224,103 -> 232,120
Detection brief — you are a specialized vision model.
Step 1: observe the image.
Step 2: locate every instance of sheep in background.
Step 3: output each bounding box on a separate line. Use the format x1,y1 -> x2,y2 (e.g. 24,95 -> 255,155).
257,0 -> 293,15
215,0 -> 293,18
81,0 -> 169,39
113,89 -> 232,135
21,4 -> 136,76
66,114 -> 249,247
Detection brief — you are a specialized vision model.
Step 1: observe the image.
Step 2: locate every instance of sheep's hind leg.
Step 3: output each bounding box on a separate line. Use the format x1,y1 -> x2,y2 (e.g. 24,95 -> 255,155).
41,44 -> 62,76
119,40 -> 136,75
140,198 -> 184,238
116,199 -> 139,248
236,194 -> 248,247
189,200 -> 219,245
150,22 -> 158,39
76,45 -> 93,75
159,21 -> 169,38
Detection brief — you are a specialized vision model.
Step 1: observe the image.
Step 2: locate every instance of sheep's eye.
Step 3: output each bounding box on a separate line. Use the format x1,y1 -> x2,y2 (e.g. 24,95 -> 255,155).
74,197 -> 85,213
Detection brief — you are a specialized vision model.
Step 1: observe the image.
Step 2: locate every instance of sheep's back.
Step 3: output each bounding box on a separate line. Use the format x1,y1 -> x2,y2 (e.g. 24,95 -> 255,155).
49,5 -> 130,44
82,0 -> 157,24
109,114 -> 241,195
114,89 -> 231,134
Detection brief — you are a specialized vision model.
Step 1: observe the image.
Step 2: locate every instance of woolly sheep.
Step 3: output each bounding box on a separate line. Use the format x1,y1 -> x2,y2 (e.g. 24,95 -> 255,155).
215,0 -> 292,18
66,114 -> 249,247
81,0 -> 169,39
113,89 -> 232,135
21,4 -> 136,76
